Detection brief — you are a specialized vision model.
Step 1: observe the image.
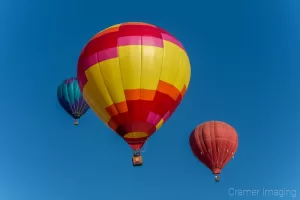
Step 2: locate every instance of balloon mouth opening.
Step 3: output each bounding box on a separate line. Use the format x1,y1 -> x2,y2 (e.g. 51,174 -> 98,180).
72,112 -> 81,118
213,168 -> 221,174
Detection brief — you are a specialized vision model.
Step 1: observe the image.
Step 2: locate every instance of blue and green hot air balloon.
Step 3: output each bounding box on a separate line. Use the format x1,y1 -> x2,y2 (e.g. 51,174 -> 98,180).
57,77 -> 89,125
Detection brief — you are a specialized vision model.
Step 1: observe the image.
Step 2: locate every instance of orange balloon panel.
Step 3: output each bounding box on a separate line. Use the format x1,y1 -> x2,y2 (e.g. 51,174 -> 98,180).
77,22 -> 191,150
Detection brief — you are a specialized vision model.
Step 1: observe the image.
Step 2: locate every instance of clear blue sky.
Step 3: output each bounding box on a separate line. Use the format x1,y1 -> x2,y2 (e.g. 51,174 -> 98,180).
0,0 -> 299,199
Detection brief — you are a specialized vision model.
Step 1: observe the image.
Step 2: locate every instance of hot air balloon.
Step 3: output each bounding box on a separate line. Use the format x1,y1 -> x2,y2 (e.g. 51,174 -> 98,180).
57,77 -> 89,125
189,121 -> 238,182
77,22 -> 191,166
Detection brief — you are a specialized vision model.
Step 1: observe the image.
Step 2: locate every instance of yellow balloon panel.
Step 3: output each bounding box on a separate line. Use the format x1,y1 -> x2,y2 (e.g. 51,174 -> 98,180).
100,58 -> 126,104
118,45 -> 142,90
139,46 -> 164,91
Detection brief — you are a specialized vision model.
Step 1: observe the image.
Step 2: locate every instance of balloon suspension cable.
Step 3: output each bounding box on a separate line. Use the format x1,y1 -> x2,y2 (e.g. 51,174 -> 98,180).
133,149 -> 141,156
215,175 -> 220,182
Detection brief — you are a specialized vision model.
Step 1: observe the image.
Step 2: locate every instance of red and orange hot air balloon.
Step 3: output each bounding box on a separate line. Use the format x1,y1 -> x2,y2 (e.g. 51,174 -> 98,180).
77,22 -> 191,166
189,121 -> 238,182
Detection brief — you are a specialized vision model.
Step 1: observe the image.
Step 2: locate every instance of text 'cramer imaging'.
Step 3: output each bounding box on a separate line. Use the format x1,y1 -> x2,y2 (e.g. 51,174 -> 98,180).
228,188 -> 296,198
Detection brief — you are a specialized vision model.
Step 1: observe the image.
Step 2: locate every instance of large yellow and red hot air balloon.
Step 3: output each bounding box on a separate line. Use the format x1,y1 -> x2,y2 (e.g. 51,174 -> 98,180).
77,22 -> 191,166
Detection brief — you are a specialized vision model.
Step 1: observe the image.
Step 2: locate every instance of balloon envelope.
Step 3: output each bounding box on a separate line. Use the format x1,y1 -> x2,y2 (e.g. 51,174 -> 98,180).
77,22 -> 191,150
57,77 -> 89,121
189,121 -> 238,175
